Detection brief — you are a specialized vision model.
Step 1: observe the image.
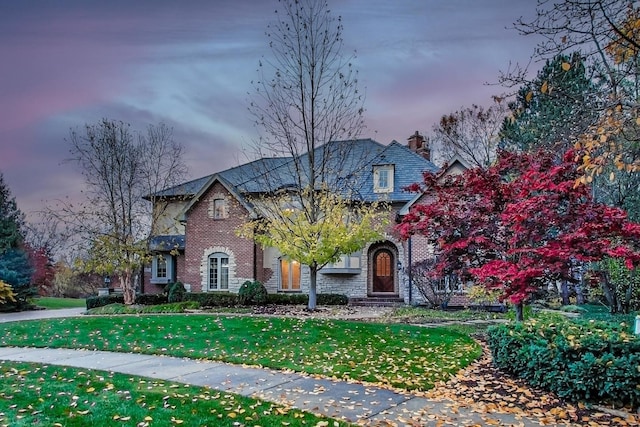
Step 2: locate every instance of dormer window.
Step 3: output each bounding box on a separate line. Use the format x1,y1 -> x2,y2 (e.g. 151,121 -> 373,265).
373,165 -> 394,193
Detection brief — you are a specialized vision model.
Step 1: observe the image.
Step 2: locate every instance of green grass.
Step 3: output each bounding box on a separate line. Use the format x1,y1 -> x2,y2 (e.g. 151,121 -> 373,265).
574,303 -> 638,326
0,315 -> 480,391
0,360 -> 349,427
32,297 -> 86,309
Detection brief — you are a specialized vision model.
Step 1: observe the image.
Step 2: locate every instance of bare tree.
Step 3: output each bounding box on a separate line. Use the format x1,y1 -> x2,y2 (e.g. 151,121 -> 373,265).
432,98 -> 507,169
245,0 -> 387,310
53,119 -> 187,304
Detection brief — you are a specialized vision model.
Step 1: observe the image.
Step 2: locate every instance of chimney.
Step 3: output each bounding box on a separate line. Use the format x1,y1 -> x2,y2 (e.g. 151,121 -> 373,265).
407,131 -> 431,161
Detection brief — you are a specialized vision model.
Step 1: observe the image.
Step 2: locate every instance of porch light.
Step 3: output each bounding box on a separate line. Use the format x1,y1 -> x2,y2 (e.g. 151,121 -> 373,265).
635,315 -> 640,335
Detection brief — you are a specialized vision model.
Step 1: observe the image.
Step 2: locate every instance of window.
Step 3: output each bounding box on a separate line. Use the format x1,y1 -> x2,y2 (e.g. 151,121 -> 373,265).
208,253 -> 229,290
280,258 -> 301,291
156,255 -> 167,278
151,254 -> 173,284
373,165 -> 394,193
375,251 -> 392,277
320,252 -> 362,274
208,196 -> 227,219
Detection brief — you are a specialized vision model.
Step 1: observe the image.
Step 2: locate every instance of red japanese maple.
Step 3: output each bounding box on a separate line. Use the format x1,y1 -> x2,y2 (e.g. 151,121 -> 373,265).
397,150 -> 640,319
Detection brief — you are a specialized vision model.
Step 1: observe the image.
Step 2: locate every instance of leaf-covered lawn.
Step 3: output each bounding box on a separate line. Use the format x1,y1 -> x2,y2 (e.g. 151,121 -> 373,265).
0,361 -> 348,427
0,315 -> 481,391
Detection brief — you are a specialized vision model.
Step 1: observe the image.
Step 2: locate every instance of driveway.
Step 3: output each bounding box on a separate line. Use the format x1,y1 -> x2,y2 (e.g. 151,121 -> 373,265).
0,307 -> 85,323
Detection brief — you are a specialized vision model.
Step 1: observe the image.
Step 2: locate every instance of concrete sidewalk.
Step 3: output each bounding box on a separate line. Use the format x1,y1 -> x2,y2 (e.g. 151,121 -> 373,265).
0,346 -> 544,426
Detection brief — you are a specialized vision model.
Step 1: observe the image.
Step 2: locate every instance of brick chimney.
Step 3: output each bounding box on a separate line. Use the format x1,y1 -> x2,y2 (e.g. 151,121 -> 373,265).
407,131 -> 431,161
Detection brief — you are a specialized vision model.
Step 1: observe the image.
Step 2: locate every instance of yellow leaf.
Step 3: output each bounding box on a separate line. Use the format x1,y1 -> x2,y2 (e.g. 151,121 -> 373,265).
525,91 -> 533,103
541,81 -> 548,94
86,387 -> 95,393
562,62 -> 571,71
228,412 -> 237,418
636,117 -> 640,125
144,416 -> 153,421
610,171 -> 615,181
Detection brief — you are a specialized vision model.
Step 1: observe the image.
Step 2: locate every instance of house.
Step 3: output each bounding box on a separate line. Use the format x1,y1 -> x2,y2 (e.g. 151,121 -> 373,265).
142,132 -> 468,306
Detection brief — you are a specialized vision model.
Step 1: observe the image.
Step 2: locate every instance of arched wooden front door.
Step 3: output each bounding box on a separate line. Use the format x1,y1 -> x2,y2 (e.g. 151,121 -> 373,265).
372,249 -> 395,293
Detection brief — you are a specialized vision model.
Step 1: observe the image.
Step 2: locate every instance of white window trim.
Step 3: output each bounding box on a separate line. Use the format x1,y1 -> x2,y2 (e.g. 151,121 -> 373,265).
373,165 -> 394,193
151,254 -> 173,284
208,252 -> 229,291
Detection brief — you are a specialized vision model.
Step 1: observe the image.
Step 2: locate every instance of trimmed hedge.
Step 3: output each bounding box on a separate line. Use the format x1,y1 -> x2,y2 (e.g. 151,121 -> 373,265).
183,292 -> 239,307
266,293 -> 348,306
87,291 -> 349,310
86,294 -> 124,309
487,317 -> 640,409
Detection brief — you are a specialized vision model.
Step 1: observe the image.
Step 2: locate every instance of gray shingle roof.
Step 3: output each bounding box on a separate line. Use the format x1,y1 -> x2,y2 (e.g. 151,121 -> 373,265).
152,138 -> 438,203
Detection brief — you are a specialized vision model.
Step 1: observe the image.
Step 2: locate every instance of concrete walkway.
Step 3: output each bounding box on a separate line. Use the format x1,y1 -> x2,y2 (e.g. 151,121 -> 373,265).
0,309 -> 544,426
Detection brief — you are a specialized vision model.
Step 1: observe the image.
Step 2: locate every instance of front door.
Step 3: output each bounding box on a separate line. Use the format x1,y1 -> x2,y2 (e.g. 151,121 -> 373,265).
372,249 -> 395,293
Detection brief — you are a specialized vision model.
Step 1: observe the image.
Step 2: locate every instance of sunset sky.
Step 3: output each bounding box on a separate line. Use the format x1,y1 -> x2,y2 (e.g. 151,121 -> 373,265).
0,0 -> 543,218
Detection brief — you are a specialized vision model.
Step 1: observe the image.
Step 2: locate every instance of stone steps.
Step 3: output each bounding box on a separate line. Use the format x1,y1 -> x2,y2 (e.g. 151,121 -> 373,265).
348,297 -> 404,307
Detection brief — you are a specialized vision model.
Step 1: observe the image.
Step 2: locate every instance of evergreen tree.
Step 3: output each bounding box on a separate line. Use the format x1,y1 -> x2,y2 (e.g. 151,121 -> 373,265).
500,52 -> 599,154
0,173 -> 24,254
0,249 -> 35,310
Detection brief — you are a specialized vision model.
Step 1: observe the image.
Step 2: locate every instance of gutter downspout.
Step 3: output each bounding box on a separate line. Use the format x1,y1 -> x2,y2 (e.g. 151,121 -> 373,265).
408,236 -> 413,304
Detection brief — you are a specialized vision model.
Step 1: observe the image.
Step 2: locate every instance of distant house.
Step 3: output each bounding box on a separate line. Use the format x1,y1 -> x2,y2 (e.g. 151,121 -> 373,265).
141,132 -> 470,306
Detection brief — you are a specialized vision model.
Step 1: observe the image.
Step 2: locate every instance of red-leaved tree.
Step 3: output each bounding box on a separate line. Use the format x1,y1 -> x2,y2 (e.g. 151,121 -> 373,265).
397,150 -> 640,321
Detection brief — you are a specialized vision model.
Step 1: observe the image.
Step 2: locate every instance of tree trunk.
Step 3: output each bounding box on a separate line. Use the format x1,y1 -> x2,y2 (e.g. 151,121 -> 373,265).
575,282 -> 586,305
121,270 -> 136,305
515,302 -> 524,322
308,265 -> 317,311
561,280 -> 570,305
600,272 -> 619,314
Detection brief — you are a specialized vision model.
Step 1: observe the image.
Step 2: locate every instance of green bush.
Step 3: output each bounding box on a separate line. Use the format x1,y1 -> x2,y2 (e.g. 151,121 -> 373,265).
168,282 -> 186,303
183,292 -> 239,307
135,293 -> 168,305
487,317 -> 640,409
265,293 -> 348,306
86,294 -> 125,309
238,280 -> 268,305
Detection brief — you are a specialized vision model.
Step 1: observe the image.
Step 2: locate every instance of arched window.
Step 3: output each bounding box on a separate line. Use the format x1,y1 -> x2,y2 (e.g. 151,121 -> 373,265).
208,252 -> 229,290
280,258 -> 301,291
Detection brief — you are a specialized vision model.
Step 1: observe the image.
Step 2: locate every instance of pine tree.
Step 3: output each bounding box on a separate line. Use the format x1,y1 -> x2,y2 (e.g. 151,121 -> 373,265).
500,52 -> 599,154
0,173 -> 23,255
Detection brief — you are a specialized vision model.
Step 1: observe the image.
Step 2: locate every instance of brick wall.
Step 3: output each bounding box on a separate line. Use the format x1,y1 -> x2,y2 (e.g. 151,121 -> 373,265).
183,181 -> 256,292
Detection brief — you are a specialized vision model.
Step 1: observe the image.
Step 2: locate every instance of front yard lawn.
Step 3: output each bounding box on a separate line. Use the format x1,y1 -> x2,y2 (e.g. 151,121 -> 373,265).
33,297 -> 86,309
0,315 -> 481,391
0,360 -> 349,427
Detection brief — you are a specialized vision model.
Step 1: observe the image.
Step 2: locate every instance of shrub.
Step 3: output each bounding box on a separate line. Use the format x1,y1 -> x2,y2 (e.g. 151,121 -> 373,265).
135,293 -> 168,305
86,294 -> 125,309
266,293 -> 308,305
487,317 -> 640,409
238,280 -> 268,305
183,292 -> 239,307
0,280 -> 16,305
168,282 -> 186,303
265,293 -> 348,306
317,293 -> 349,305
